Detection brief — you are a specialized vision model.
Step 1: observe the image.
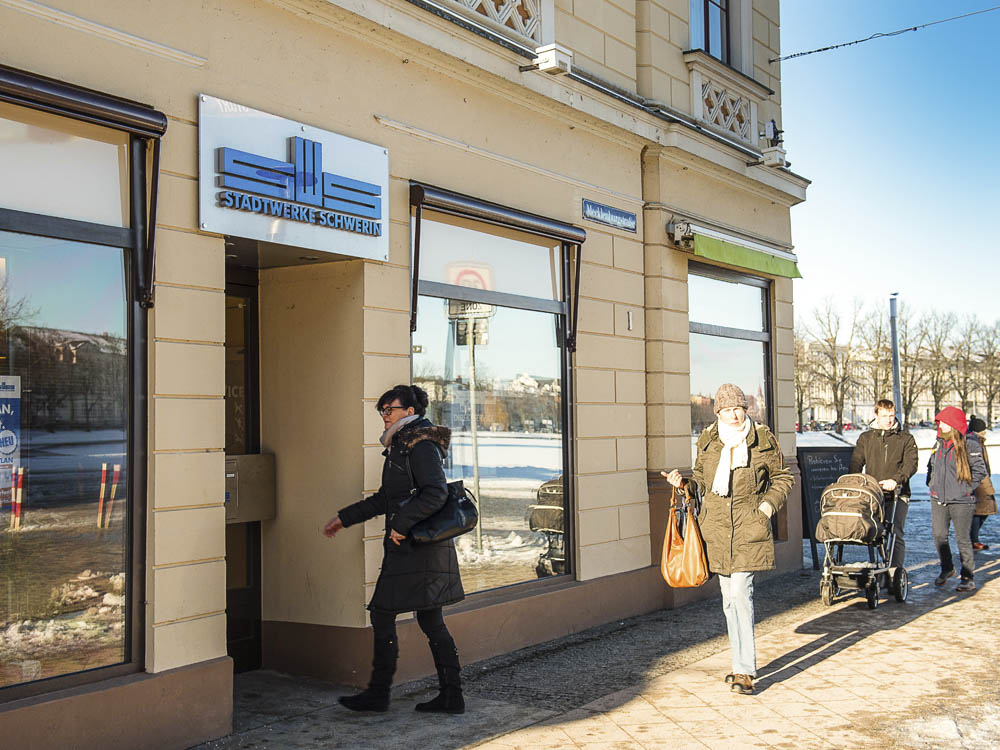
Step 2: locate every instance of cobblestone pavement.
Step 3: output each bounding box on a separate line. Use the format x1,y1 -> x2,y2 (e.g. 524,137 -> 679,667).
196,502 -> 1000,749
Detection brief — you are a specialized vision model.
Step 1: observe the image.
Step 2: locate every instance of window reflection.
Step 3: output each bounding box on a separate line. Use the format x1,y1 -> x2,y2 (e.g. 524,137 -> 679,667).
689,332 -> 768,461
0,231 -> 127,689
414,210 -> 562,300
688,273 -> 765,330
413,296 -> 566,591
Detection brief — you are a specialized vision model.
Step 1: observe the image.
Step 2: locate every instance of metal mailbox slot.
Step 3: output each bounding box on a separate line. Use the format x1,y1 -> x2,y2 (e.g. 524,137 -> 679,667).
225,453 -> 276,524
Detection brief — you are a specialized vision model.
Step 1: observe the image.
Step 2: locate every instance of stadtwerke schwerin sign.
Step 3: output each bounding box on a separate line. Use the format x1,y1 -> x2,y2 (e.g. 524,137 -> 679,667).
217,137 -> 382,237
198,95 -> 390,261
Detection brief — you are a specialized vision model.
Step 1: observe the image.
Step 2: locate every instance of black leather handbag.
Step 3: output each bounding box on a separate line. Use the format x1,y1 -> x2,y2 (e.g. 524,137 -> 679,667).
403,454 -> 479,544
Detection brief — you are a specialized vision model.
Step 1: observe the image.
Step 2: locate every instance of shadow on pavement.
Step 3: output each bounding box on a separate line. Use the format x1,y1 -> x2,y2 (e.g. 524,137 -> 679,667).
755,555 -> 1000,693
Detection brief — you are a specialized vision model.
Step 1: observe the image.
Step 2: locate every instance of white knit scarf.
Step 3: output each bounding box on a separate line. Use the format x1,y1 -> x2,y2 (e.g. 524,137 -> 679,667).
380,413 -> 420,447
711,417 -> 752,496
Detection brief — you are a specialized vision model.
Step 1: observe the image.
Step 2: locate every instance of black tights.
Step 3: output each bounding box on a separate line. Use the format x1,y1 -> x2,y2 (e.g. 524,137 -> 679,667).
370,607 -> 451,643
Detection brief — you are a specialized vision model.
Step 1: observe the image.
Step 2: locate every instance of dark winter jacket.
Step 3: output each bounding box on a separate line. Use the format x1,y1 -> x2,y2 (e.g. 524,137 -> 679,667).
338,418 -> 465,613
849,422 -> 919,497
926,433 -> 989,505
687,422 -> 794,575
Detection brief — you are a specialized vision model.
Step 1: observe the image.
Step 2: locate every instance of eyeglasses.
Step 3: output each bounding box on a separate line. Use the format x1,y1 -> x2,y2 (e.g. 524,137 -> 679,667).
378,406 -> 407,416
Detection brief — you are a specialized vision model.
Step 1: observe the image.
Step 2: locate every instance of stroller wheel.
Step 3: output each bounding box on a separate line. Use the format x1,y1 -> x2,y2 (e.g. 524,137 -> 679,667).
820,581 -> 834,606
892,567 -> 908,602
866,579 -> 879,610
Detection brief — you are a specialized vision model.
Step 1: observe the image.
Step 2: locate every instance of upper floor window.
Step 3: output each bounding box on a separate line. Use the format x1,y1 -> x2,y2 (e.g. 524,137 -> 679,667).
690,0 -> 729,64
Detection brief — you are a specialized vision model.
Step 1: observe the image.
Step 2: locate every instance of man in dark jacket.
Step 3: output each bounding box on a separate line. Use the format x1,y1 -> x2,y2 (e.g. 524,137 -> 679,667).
849,399 -> 918,570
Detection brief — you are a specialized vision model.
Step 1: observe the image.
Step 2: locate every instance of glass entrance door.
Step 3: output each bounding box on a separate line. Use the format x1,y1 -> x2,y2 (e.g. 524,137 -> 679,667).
224,278 -> 261,672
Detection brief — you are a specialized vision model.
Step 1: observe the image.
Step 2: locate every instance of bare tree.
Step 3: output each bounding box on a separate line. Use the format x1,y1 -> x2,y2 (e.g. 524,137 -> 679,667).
978,321 -> 1000,424
793,326 -> 812,432
924,312 -> 955,416
949,316 -> 980,413
897,303 -> 928,428
806,300 -> 860,435
857,304 -> 893,404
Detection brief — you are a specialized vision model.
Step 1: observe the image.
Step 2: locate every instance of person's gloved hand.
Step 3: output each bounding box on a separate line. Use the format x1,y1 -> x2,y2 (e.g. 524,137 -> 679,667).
879,478 -> 898,492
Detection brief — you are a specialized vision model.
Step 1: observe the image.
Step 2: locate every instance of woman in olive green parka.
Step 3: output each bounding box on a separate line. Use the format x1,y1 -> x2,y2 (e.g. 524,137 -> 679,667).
663,384 -> 793,696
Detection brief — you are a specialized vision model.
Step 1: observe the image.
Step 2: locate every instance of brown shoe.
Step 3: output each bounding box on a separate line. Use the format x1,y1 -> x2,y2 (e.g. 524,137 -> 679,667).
972,542 -> 988,551
731,674 -> 754,695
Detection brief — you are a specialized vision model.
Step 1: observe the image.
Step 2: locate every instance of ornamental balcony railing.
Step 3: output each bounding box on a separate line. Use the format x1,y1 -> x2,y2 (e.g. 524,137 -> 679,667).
437,0 -> 542,46
683,50 -> 772,147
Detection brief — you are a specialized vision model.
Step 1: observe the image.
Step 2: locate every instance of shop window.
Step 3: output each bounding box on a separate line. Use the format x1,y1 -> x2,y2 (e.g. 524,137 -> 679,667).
410,193 -> 583,593
688,263 -> 771,461
0,81 -> 163,697
0,102 -> 129,228
0,232 -> 127,689
690,0 -> 730,64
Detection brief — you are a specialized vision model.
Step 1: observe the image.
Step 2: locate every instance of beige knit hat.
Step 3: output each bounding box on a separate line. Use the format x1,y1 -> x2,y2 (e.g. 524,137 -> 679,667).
713,383 -> 748,413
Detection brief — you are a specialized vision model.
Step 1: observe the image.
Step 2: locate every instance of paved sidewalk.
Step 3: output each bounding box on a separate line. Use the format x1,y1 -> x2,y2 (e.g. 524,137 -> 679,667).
475,554 -> 1000,750
198,504 -> 1000,749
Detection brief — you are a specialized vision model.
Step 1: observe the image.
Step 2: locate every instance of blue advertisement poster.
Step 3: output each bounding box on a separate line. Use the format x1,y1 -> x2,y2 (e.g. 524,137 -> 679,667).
0,375 -> 21,481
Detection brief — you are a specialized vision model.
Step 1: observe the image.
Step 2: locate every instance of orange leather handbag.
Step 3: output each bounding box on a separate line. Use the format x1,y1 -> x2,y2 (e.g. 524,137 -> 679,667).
660,486 -> 709,587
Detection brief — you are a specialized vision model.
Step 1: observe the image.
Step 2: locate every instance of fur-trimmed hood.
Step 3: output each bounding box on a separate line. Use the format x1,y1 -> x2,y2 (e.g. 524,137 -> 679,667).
398,420 -> 451,455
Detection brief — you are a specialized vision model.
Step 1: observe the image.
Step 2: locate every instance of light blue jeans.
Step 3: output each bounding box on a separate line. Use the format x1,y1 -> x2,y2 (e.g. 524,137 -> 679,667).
719,572 -> 756,677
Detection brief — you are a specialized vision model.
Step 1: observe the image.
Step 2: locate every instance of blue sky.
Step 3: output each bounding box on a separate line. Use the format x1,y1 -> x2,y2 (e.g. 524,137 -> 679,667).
781,2 -> 1000,326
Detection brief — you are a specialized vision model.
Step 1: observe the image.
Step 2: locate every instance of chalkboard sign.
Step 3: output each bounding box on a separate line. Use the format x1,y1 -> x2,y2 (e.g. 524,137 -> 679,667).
797,446 -> 854,568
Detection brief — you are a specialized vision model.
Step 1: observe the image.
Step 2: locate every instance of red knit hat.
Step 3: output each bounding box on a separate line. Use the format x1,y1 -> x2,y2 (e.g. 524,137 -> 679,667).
935,406 -> 968,435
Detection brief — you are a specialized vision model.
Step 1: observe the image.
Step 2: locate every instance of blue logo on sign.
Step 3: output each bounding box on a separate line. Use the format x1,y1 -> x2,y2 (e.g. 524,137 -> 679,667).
216,137 -> 382,237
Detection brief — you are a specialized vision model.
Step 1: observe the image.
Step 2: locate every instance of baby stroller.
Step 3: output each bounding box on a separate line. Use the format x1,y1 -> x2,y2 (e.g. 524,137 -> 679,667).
527,477 -> 565,577
814,473 -> 908,609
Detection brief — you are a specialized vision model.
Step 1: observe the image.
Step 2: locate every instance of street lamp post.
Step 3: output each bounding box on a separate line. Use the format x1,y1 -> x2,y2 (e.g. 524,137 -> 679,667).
889,293 -> 903,425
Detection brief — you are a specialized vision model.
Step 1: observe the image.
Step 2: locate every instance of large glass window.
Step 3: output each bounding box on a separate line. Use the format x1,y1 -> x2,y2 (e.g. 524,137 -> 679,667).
0,101 -> 136,694
690,0 -> 730,64
412,208 -> 570,592
0,232 -> 128,689
688,264 -> 770,461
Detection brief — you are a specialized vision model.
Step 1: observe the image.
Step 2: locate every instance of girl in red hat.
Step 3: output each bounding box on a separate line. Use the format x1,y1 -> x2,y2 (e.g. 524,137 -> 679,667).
926,406 -> 988,591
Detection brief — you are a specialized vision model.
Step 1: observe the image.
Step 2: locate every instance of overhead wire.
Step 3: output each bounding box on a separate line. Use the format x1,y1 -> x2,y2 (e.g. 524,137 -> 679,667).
771,5 -> 1000,63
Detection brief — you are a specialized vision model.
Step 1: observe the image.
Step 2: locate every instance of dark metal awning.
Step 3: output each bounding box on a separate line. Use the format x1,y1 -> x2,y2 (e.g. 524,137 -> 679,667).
0,65 -> 167,308
0,64 -> 167,137
410,182 -> 586,245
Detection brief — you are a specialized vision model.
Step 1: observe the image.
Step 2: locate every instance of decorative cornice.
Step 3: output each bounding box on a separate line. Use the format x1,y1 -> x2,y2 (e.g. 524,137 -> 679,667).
0,0 -> 207,68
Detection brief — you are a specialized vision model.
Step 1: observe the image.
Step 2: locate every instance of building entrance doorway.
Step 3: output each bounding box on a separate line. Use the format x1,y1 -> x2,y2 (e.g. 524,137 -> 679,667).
225,271 -> 262,672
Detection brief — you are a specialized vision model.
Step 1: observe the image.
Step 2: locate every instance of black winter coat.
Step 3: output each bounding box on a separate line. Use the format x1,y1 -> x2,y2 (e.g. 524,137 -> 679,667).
338,418 -> 465,614
849,423 -> 919,497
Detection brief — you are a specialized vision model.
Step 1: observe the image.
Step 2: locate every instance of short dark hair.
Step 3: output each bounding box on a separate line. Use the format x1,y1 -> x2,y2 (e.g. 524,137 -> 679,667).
376,384 -> 429,416
875,399 -> 895,413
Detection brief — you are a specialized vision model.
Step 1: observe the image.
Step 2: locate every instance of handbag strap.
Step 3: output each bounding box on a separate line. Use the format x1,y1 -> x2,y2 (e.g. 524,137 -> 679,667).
403,442 -> 445,496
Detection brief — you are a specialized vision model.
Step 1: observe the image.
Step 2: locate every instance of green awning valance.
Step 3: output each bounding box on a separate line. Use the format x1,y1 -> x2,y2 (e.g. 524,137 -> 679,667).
693,233 -> 802,278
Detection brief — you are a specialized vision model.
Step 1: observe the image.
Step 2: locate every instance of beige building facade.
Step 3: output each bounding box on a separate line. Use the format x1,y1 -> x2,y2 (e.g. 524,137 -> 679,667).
0,0 -> 806,747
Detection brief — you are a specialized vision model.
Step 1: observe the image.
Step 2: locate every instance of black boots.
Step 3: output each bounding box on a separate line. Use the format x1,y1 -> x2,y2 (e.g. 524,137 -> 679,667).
339,634 -> 464,714
339,636 -> 397,712
415,636 -> 465,714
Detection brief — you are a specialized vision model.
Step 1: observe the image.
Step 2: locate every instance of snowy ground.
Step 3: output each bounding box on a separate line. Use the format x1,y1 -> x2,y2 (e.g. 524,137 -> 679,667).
1,498 -> 127,688
446,433 -> 563,591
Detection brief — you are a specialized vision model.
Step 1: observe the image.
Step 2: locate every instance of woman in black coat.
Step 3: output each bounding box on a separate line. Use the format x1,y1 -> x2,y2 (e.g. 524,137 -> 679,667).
323,384 -> 465,713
